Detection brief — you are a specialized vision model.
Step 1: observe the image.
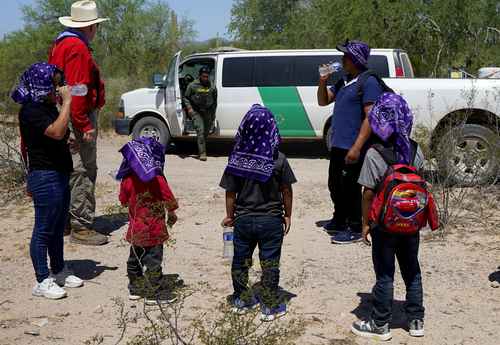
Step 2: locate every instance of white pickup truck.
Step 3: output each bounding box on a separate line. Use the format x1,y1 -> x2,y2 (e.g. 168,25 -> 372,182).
114,49 -> 500,185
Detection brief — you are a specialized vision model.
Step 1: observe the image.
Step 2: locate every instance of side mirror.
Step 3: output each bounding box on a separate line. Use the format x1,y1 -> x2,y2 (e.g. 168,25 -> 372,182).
153,73 -> 166,88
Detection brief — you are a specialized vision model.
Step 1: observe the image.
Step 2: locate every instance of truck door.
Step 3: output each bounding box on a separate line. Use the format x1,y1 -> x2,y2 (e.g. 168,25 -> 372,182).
165,52 -> 184,136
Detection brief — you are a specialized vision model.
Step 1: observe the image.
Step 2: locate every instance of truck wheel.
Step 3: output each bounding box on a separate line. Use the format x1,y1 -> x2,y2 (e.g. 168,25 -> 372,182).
132,116 -> 171,147
324,126 -> 333,152
437,124 -> 499,186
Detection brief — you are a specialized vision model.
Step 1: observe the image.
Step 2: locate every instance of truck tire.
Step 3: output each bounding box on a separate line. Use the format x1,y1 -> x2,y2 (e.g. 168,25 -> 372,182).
324,125 -> 333,152
132,116 -> 171,147
437,124 -> 499,186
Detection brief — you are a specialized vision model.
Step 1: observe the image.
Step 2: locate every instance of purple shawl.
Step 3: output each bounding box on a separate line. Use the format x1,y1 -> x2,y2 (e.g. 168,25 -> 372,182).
11,62 -> 60,104
369,92 -> 414,164
116,137 -> 166,182
225,104 -> 281,183
337,40 -> 370,70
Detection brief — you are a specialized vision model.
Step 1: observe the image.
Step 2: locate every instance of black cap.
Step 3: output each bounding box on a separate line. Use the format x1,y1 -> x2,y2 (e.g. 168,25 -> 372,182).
199,67 -> 210,75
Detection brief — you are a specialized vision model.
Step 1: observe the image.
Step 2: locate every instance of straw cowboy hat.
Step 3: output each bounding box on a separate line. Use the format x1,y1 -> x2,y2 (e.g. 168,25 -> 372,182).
59,1 -> 109,28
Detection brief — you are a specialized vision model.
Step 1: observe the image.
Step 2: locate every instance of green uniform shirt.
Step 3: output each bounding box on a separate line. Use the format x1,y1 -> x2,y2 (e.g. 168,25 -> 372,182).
183,79 -> 217,116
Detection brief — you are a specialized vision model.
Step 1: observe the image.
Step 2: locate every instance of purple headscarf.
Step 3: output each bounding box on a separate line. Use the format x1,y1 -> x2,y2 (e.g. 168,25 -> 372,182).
369,93 -> 414,164
225,104 -> 281,183
337,40 -> 370,70
11,62 -> 60,104
116,137 -> 166,183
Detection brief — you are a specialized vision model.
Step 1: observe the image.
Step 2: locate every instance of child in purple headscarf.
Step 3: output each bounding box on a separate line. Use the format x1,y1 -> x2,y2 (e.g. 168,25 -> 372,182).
117,137 -> 179,305
219,104 -> 297,321
352,93 -> 427,340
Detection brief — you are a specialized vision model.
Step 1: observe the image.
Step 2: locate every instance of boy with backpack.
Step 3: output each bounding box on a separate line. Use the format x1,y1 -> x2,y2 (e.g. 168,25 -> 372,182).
220,104 -> 297,321
351,93 -> 439,341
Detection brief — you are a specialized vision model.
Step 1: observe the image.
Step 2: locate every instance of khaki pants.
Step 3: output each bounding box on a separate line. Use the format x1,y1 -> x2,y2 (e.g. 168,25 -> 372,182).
192,110 -> 214,155
69,111 -> 98,228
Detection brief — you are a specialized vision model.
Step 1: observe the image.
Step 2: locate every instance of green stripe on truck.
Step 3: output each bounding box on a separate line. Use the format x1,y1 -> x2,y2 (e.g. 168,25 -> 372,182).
258,87 -> 316,137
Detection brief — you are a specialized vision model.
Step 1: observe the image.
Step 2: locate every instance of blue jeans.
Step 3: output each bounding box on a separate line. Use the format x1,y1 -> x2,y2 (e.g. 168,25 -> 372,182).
232,215 -> 284,308
28,170 -> 70,283
371,227 -> 425,326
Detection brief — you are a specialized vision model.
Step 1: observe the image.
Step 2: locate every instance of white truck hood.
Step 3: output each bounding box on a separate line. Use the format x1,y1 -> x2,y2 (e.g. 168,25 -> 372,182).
121,87 -> 165,119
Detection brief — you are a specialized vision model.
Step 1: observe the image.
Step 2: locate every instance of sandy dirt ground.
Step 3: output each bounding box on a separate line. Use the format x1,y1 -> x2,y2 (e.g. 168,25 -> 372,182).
0,135 -> 499,345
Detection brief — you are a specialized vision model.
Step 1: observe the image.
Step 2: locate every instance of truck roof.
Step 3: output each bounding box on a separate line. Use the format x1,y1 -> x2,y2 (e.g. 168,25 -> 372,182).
184,48 -> 404,59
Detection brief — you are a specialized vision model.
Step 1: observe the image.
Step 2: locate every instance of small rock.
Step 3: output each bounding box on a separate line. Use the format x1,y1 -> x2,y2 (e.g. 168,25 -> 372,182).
491,281 -> 500,288
24,330 -> 40,336
93,305 -> 104,314
55,312 -> 70,317
312,316 -> 323,323
32,318 -> 48,328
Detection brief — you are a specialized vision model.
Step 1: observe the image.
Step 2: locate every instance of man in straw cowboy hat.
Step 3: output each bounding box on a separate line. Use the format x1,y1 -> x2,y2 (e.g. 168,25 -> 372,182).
49,1 -> 109,245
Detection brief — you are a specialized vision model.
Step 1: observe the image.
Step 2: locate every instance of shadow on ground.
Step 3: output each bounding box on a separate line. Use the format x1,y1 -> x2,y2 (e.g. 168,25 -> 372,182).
66,259 -> 119,281
93,213 -> 128,235
488,267 -> 500,283
169,139 -> 328,159
351,292 -> 409,330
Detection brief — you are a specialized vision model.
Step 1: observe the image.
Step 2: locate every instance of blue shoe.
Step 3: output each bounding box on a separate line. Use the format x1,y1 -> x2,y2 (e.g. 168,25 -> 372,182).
260,303 -> 287,322
331,230 -> 362,244
323,218 -> 341,234
230,296 -> 259,314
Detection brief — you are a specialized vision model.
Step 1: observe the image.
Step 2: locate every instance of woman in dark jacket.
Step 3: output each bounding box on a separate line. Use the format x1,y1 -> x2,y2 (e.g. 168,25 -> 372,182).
12,62 -> 83,299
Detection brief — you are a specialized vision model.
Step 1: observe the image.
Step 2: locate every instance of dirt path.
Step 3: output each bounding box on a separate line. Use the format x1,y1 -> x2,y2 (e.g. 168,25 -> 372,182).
0,135 -> 499,345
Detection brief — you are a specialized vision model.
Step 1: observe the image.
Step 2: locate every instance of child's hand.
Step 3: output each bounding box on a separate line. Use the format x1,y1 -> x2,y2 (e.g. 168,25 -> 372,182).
362,224 -> 371,246
284,216 -> 291,235
167,211 -> 178,226
221,217 -> 234,228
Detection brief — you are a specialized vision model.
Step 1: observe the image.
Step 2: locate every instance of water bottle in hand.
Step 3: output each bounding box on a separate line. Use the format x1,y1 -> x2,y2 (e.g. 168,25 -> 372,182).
71,84 -> 88,96
319,62 -> 342,77
222,226 -> 234,259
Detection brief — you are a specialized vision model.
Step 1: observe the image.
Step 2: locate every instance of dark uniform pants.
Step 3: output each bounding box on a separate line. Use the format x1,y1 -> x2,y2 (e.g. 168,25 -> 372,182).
193,110 -> 214,155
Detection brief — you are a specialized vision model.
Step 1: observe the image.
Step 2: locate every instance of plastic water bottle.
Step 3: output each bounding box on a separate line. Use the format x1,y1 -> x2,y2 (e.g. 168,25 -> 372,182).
71,84 -> 88,96
222,226 -> 234,259
108,169 -> 119,182
319,62 -> 342,77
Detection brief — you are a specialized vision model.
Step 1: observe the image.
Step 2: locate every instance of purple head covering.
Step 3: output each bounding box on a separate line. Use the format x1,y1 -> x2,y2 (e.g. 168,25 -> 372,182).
11,62 -> 60,104
225,104 -> 281,183
116,137 -> 166,182
337,40 -> 370,70
369,92 -> 414,164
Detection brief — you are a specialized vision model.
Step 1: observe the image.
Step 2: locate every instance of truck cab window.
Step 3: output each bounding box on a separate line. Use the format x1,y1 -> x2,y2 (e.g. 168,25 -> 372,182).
179,59 -> 216,95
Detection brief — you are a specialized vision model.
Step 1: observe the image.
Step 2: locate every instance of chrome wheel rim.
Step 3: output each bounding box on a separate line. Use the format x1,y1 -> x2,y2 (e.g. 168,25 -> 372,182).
449,136 -> 492,183
139,125 -> 160,141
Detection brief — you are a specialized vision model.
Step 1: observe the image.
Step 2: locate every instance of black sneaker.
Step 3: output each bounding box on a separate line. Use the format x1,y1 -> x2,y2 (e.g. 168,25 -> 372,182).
145,290 -> 177,306
409,319 -> 425,337
351,319 -> 392,341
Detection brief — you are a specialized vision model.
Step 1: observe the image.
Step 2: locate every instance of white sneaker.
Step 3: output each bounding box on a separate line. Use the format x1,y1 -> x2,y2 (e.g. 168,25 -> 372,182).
32,278 -> 67,300
52,266 -> 84,288
129,294 -> 142,301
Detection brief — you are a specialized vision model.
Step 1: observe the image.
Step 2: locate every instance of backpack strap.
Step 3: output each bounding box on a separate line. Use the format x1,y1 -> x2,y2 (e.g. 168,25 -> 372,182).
356,70 -> 395,99
408,139 -> 419,166
372,140 -> 419,167
371,143 -> 398,166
